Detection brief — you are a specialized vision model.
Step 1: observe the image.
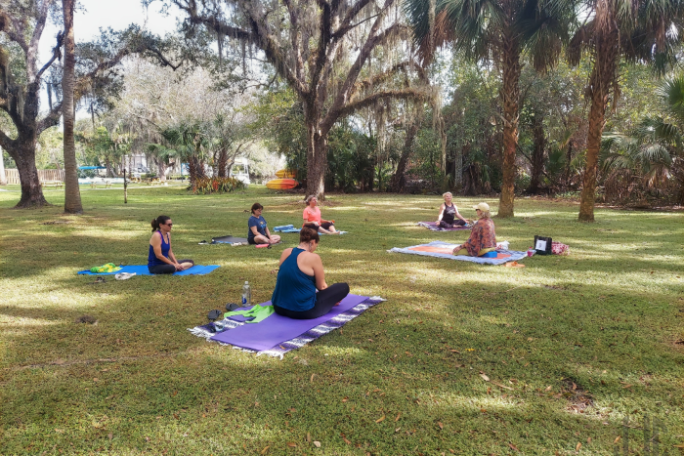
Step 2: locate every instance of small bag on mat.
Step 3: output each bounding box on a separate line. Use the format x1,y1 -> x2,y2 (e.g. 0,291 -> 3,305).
533,235 -> 553,255
551,241 -> 569,255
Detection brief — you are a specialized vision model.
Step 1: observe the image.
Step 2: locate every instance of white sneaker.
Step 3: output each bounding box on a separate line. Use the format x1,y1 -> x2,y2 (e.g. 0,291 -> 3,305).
115,272 -> 137,280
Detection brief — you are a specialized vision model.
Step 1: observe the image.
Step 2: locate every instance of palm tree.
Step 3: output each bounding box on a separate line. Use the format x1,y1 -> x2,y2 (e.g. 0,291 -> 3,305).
62,0 -> 83,214
405,0 -> 573,217
603,76 -> 684,204
568,0 -> 684,221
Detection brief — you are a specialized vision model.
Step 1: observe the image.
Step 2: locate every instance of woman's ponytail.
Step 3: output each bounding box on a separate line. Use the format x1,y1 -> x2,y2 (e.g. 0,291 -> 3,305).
151,215 -> 171,232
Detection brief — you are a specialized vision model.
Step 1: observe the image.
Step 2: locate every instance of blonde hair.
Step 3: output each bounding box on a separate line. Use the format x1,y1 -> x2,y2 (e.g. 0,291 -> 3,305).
478,210 -> 491,219
442,192 -> 453,198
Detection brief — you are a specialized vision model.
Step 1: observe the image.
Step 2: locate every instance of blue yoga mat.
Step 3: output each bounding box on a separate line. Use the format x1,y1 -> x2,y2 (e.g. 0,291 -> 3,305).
389,241 -> 526,265
78,265 -> 220,276
211,294 -> 369,351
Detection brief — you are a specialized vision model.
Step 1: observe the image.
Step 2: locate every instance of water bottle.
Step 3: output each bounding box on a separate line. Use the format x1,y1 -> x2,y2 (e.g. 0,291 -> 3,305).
241,281 -> 251,306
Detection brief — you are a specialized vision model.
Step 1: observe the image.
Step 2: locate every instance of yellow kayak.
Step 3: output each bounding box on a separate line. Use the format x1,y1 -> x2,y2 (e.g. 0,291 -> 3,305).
266,178 -> 299,190
275,169 -> 297,179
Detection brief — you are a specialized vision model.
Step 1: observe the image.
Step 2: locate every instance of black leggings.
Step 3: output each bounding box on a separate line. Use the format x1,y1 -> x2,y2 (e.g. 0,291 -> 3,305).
148,259 -> 194,274
304,222 -> 334,231
439,219 -> 466,229
274,283 -> 350,319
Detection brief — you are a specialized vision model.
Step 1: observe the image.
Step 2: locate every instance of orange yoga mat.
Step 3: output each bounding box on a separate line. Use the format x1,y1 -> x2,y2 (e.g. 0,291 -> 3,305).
407,246 -> 511,259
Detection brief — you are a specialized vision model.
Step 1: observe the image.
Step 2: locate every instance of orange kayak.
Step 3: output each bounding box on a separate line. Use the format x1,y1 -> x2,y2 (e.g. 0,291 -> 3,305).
266,178 -> 299,190
275,169 -> 297,179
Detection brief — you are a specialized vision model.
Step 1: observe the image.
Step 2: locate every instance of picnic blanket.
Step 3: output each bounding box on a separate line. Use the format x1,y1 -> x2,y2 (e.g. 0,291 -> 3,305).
389,241 -> 526,265
418,221 -> 470,231
188,295 -> 384,358
78,265 -> 220,276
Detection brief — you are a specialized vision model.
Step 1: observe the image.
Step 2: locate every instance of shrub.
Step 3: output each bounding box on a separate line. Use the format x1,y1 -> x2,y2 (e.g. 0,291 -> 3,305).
194,177 -> 245,194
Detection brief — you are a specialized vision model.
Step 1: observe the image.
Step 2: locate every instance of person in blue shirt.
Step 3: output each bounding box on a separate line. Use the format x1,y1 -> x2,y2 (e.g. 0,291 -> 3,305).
271,227 -> 350,319
248,203 -> 281,245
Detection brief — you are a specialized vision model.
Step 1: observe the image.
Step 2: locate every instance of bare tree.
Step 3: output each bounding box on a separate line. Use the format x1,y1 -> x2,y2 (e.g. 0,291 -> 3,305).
172,0 -> 432,198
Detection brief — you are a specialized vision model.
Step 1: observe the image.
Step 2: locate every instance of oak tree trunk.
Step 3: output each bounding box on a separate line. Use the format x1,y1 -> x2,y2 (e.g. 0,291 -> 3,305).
7,142 -> 49,207
391,121 -> 420,193
62,0 -> 82,214
306,132 -> 328,199
498,38 -> 521,218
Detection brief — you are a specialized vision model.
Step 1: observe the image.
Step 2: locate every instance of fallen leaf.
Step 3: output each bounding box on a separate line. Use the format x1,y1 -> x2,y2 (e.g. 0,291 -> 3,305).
614,437 -> 621,444
307,433 -> 311,442
576,442 -> 582,451
93,378 -> 99,382
480,374 -> 490,381
55,428 -> 64,434
310,374 -> 315,383
343,437 -> 351,445
527,337 -> 534,341
108,433 -> 113,440
375,415 -> 386,423
622,384 -> 633,389
492,381 -> 513,391
260,446 -> 270,454
287,442 -> 297,447
587,437 -> 592,444
395,412 -> 401,422
545,386 -> 552,391
342,397 -> 348,402
313,441 -> 321,448
437,422 -> 444,430
509,443 -> 519,451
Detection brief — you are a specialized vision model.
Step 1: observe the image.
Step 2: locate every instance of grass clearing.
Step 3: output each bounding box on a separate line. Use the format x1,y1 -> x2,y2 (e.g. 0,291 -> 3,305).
1,184 -> 683,455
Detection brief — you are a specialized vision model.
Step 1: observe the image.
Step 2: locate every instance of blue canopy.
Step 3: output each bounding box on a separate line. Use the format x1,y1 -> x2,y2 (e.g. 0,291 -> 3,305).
78,166 -> 106,170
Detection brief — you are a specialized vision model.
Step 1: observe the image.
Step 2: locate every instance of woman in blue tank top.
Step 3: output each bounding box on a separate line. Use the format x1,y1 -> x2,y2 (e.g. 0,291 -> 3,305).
148,215 -> 195,274
271,228 -> 350,319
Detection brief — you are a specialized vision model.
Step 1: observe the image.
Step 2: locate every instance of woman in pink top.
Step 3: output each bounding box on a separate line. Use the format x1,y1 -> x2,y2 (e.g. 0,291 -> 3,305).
303,195 -> 338,234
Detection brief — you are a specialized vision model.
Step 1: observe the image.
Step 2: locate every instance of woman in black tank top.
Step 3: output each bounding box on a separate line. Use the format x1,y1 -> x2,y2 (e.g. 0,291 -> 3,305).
437,192 -> 468,229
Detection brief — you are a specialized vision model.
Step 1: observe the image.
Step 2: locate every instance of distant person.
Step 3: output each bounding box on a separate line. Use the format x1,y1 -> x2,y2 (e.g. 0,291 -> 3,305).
148,216 -> 194,274
271,228 -> 350,319
436,192 -> 468,228
452,203 -> 497,257
248,203 -> 281,245
302,195 -> 338,234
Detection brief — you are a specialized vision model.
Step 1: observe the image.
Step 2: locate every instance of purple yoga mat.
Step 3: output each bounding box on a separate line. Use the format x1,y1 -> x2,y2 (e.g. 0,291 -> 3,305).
211,294 -> 369,351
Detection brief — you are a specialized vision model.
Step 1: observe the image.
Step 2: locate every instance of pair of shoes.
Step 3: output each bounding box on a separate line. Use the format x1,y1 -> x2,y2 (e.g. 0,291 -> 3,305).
225,303 -> 241,311
115,272 -> 137,280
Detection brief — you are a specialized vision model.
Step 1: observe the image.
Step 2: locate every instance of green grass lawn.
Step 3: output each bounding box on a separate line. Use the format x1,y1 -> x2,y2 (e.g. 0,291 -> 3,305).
1,185 -> 683,455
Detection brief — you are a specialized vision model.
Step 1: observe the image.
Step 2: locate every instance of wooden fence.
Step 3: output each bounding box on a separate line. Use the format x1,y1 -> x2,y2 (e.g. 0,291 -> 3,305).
3,169 -> 65,185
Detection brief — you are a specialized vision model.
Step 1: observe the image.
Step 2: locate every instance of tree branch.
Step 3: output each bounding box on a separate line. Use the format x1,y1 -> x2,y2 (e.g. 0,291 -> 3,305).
37,101 -> 63,134
0,125 -> 17,152
333,88 -> 430,124
332,0 -> 373,40
27,0 -> 54,79
35,31 -> 64,82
